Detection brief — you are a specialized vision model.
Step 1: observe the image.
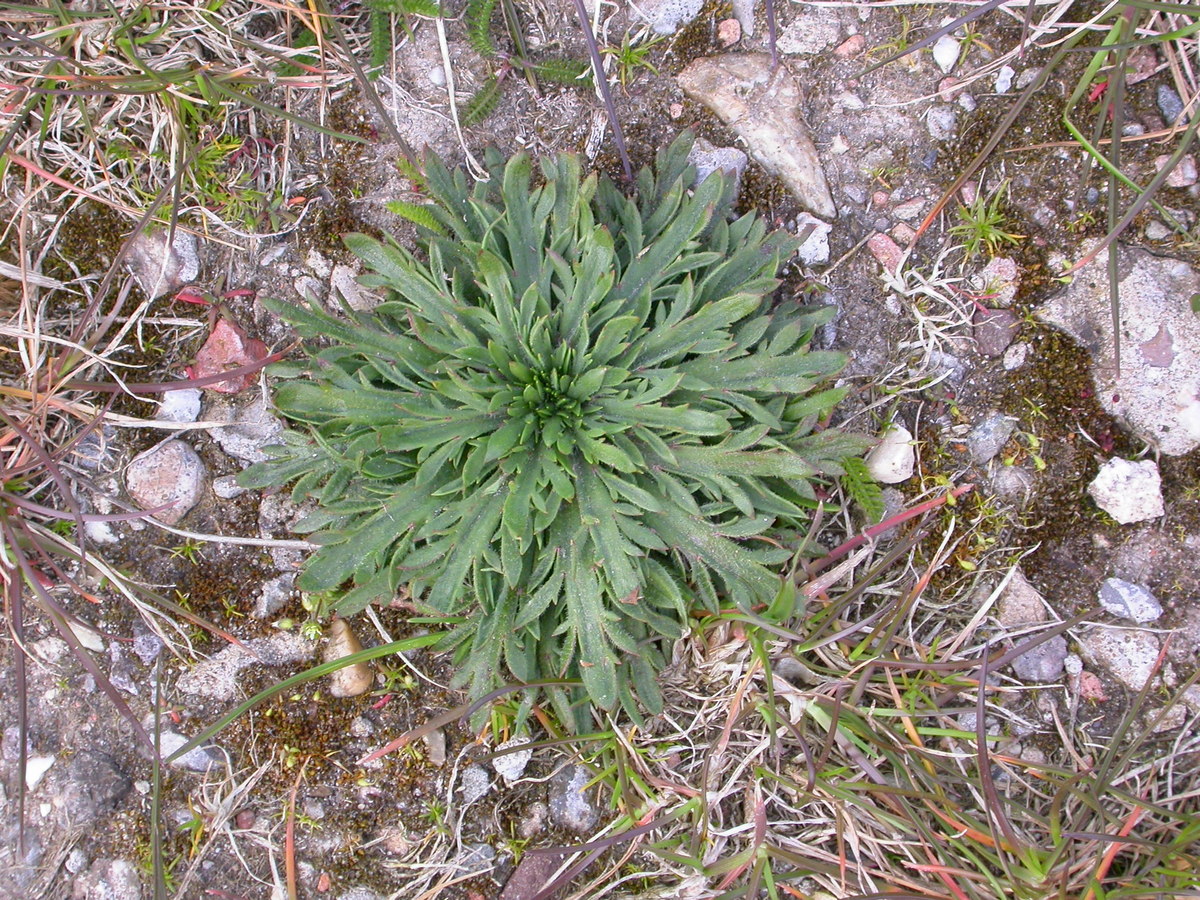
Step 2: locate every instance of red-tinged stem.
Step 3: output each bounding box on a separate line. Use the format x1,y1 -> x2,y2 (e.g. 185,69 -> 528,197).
285,758 -> 308,900
66,342 -> 297,394
809,483 -> 975,575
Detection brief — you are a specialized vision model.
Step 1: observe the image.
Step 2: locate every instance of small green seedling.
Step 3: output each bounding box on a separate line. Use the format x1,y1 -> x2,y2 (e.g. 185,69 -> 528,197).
950,181 -> 1024,259
603,28 -> 665,87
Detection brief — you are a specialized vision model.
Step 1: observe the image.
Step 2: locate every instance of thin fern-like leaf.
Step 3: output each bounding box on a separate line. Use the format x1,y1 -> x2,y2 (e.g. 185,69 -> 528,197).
529,56 -> 591,85
385,199 -> 442,232
840,456 -> 885,524
465,0 -> 498,57
369,8 -> 389,73
460,74 -> 502,127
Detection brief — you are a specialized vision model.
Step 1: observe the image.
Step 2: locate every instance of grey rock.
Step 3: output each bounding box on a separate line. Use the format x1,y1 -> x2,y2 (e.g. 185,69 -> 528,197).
997,568 -> 1046,627
177,632 -> 316,701
1002,341 -> 1030,370
636,0 -> 704,34
207,395 -> 284,465
125,439 -> 207,525
967,412 -> 1017,464
302,798 -> 325,821
107,646 -> 138,696
456,842 -> 496,876
1015,67 -> 1042,90
331,263 -> 378,312
2,725 -> 32,762
460,764 -> 491,804
677,54 -> 836,219
548,764 -> 601,834
211,474 -> 247,499
153,725 -> 226,772
835,90 -> 865,111
1167,205 -> 1196,229
1157,84 -> 1185,124
926,105 -> 958,141
777,9 -> 842,56
259,493 -> 308,571
1098,578 -> 1163,623
60,750 -> 131,826
254,573 -> 295,619
126,228 -> 200,299
66,847 -> 88,874
1145,220 -> 1173,241
995,65 -> 1015,93
338,888 -> 384,900
794,213 -> 832,266
688,138 -> 748,194
0,820 -> 44,895
980,256 -> 1020,306
74,858 -> 142,900
492,738 -> 533,784
71,425 -> 119,472
1087,458 -> 1165,523
294,274 -> 324,303
155,387 -> 202,423
843,184 -> 867,205
422,727 -> 446,766
132,631 -> 165,666
973,308 -> 1019,357
892,198 -> 925,222
1078,627 -> 1161,690
928,348 -> 968,385
25,755 -> 55,790
517,801 -> 550,839
1010,635 -> 1068,683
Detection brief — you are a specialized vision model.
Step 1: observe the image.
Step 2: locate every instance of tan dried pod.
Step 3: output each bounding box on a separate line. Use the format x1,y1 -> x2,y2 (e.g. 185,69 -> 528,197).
324,617 -> 374,698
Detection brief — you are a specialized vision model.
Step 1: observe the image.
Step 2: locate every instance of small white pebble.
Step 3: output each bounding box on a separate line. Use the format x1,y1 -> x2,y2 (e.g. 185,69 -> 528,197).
932,35 -> 960,73
995,65 -> 1015,93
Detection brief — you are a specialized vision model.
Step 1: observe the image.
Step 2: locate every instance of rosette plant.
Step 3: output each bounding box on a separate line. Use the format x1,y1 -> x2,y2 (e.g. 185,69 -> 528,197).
241,133 -> 866,723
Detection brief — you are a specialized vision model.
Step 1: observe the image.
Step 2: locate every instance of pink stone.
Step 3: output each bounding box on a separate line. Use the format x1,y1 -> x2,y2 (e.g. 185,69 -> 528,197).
187,317 -> 270,394
867,232 -> 904,273
1078,671 -> 1107,701
974,307 -> 1020,358
1125,46 -> 1159,85
717,18 -> 741,48
1139,324 -> 1176,367
891,223 -> 917,245
892,197 -> 925,221
833,34 -> 865,59
871,190 -> 890,207
937,76 -> 963,100
1157,153 -> 1197,188
125,440 -> 207,525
